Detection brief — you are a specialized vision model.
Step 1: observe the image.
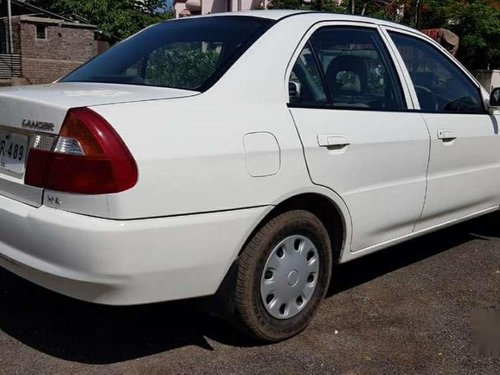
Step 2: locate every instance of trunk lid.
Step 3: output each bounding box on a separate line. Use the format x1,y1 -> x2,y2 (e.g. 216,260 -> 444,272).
0,82 -> 196,206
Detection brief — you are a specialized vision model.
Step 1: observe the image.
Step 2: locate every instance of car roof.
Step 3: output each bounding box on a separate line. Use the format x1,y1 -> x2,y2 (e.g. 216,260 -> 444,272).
194,10 -> 419,35
219,9 -> 307,20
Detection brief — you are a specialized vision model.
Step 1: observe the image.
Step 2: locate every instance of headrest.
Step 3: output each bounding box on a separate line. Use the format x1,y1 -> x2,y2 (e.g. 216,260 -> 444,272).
325,55 -> 367,94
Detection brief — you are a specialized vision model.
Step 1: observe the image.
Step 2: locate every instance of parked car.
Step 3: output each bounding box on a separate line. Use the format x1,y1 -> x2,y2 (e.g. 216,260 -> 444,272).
0,10 -> 499,342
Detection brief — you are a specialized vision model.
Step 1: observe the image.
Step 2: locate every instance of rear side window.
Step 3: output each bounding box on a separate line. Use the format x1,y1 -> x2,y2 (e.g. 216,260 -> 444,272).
62,17 -> 275,91
289,42 -> 327,106
289,27 -> 405,110
389,32 -> 485,114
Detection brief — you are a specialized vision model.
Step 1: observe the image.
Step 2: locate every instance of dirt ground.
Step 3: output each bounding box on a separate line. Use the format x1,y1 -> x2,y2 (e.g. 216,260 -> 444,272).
0,212 -> 499,374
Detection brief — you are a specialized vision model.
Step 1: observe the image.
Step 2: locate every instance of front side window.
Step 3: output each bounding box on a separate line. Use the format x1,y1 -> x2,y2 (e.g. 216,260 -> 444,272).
62,17 -> 274,91
289,27 -> 405,110
389,32 -> 484,114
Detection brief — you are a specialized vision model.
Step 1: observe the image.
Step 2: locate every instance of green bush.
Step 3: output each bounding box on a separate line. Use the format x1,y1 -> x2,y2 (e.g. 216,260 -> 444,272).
146,45 -> 221,90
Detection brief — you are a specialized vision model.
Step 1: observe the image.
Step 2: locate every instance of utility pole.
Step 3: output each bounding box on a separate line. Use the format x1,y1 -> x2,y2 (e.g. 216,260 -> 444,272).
351,0 -> 356,14
7,0 -> 13,54
415,0 -> 422,29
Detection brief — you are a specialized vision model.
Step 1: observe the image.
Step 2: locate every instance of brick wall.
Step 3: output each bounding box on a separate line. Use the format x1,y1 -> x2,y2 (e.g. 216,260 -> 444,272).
21,58 -> 84,84
19,21 -> 98,84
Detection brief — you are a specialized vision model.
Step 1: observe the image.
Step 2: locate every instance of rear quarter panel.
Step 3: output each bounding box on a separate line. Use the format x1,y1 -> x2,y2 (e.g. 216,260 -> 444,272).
90,94 -> 311,219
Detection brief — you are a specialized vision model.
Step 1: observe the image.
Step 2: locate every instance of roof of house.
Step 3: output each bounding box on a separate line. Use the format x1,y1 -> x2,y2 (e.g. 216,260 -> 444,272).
15,15 -> 96,28
2,0 -> 95,27
7,0 -> 74,21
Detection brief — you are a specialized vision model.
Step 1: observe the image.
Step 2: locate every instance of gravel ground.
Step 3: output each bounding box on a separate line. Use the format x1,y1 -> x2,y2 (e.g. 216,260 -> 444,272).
0,212 -> 499,374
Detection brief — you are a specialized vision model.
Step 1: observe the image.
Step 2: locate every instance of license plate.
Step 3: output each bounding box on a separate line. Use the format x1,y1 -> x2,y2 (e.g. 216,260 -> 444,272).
0,131 -> 29,175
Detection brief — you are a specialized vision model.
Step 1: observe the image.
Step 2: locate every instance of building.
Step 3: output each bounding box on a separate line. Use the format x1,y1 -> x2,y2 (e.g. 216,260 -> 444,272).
174,0 -> 269,18
0,0 -> 105,85
473,70 -> 500,94
173,0 -> 352,18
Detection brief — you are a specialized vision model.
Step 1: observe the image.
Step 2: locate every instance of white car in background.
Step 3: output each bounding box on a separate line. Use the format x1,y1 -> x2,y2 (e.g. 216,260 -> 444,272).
0,10 -> 499,342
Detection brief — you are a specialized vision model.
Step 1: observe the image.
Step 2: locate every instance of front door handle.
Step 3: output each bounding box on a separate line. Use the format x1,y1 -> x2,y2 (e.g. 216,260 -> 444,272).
317,135 -> 350,148
437,129 -> 457,142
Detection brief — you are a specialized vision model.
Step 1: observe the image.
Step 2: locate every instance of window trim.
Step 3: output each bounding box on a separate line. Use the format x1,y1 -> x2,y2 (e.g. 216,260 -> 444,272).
308,40 -> 333,105
383,27 -> 489,115
287,102 -> 421,113
285,22 -> 409,112
378,26 -> 420,110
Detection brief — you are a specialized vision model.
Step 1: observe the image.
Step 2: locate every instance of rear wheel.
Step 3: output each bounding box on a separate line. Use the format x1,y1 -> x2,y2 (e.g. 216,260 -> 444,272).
233,210 -> 332,342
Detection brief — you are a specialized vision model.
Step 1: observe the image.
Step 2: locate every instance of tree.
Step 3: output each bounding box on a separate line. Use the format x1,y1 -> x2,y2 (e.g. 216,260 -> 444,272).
270,0 -> 346,13
450,1 -> 500,69
416,0 -> 499,69
26,0 -> 173,41
272,0 -> 500,69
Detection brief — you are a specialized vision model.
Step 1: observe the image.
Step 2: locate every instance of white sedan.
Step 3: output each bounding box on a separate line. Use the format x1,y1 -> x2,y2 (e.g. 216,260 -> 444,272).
0,10 -> 499,342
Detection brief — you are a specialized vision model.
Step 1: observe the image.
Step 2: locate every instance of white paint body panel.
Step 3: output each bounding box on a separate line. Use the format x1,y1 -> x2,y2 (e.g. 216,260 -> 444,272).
0,82 -> 196,132
89,96 -> 310,218
0,11 -> 499,305
290,108 -> 429,251
0,194 -> 270,305
415,113 -> 500,230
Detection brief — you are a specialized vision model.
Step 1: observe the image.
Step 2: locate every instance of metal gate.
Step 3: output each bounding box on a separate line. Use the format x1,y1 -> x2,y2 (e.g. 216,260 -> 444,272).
0,54 -> 21,78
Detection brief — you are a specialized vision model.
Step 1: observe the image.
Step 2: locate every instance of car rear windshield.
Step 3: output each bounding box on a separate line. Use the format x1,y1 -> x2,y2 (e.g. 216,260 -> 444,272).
62,16 -> 275,91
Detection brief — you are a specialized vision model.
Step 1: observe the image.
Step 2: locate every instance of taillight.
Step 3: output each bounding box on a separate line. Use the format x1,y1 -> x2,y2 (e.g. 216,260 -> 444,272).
25,107 -> 138,194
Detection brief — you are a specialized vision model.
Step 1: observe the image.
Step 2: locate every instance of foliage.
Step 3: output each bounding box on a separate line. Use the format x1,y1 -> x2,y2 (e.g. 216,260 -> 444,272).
443,1 -> 499,70
26,0 -> 174,41
270,0 -> 346,12
414,0 -> 499,69
25,0 -> 499,69
145,44 -> 220,89
271,0 -> 500,69
270,0 -> 309,10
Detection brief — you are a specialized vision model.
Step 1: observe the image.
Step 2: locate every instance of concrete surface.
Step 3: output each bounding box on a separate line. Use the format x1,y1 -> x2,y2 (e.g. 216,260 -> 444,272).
0,212 -> 499,374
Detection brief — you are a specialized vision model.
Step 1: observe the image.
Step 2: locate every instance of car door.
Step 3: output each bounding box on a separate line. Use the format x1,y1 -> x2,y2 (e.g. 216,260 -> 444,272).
386,29 -> 500,231
288,24 -> 430,252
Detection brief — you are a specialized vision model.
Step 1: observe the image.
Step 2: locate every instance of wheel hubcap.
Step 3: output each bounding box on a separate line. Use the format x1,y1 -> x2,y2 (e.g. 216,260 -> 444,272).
287,270 -> 299,286
260,235 -> 320,320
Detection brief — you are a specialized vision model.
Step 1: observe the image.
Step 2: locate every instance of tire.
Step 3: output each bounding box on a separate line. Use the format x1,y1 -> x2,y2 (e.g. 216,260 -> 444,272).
233,209 -> 333,342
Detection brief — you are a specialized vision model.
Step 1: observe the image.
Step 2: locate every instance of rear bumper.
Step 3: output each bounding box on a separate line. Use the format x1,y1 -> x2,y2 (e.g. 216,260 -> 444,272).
0,194 -> 269,305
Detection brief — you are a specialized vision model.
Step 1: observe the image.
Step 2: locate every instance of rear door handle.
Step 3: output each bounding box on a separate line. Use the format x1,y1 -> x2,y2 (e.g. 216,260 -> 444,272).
317,135 -> 350,148
437,129 -> 457,141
